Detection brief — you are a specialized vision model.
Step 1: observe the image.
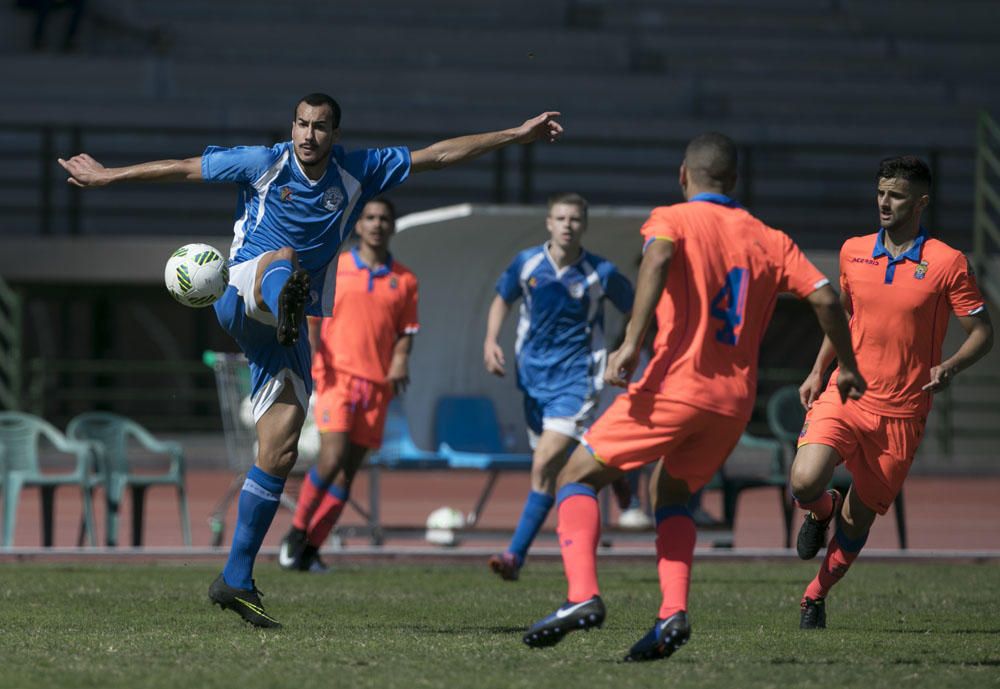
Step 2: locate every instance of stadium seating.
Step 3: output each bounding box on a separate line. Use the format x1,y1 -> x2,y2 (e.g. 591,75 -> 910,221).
0,412 -> 97,547
434,395 -> 532,527
66,412 -> 190,547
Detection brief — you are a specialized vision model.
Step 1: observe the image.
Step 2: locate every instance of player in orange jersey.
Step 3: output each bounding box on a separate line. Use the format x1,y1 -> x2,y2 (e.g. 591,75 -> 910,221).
278,197 -> 419,572
522,132 -> 866,661
791,156 -> 993,629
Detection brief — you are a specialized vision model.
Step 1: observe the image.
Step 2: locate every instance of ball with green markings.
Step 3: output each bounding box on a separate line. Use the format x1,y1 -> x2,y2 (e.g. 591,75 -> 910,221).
164,243 -> 229,308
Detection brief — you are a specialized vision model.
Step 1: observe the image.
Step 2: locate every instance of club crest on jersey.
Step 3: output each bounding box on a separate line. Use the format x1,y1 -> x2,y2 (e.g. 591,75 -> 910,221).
280,187 -> 293,202
914,260 -> 929,280
568,281 -> 585,299
322,187 -> 344,211
527,277 -> 538,289
799,421 -> 809,439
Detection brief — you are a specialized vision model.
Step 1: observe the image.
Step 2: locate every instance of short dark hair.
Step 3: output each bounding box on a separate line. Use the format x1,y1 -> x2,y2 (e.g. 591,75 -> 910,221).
547,192 -> 588,219
877,155 -> 931,192
295,93 -> 342,128
684,132 -> 738,188
365,196 -> 396,220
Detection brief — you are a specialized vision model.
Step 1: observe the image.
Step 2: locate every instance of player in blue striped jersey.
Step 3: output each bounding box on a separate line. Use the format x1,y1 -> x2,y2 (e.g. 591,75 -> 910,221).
59,93 -> 564,627
484,193 -> 634,580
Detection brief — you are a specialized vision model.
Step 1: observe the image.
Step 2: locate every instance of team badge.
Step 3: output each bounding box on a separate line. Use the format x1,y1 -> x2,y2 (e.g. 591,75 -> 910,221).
798,421 -> 809,439
914,260 -> 929,280
322,187 -> 344,211
280,187 -> 293,202
568,281 -> 585,299
527,277 -> 537,289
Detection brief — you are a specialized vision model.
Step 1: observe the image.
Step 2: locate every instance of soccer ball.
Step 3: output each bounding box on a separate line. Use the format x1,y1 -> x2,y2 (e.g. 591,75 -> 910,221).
164,243 -> 229,308
425,506 -> 465,547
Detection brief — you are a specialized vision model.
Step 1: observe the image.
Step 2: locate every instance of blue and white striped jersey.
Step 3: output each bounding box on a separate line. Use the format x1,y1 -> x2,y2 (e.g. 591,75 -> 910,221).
201,142 -> 410,317
496,243 -> 634,400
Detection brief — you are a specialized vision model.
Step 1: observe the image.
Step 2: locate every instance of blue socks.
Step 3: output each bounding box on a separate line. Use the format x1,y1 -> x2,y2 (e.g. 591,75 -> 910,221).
223,466 -> 286,591
260,259 -> 292,317
507,490 -> 555,566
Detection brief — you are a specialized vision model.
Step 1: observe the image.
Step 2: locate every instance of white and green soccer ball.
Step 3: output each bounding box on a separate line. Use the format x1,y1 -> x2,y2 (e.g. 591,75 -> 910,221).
425,506 -> 466,547
164,243 -> 229,308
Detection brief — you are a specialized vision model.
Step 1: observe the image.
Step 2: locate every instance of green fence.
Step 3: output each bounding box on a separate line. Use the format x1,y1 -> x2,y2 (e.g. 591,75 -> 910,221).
0,274 -> 23,410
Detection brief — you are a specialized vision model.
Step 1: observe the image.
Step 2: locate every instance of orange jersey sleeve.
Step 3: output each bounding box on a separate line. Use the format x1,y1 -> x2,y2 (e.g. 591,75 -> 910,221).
398,272 -> 420,336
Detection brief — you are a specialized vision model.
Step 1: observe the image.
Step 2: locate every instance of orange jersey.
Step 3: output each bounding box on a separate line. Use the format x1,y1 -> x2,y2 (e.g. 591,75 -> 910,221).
636,195 -> 829,420
828,230 -> 984,418
315,249 -> 419,384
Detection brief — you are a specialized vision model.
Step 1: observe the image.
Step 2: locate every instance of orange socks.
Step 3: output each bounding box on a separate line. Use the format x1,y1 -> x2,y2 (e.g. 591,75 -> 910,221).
306,484 -> 348,547
292,467 -> 326,531
795,490 -> 834,522
804,525 -> 867,600
655,506 -> 696,619
556,484 -> 601,602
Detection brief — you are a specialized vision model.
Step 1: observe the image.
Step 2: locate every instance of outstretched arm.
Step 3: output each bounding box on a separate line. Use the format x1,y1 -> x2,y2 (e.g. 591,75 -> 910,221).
605,238 -> 673,388
57,153 -> 203,187
923,310 -> 993,392
806,285 -> 866,403
410,112 -> 562,174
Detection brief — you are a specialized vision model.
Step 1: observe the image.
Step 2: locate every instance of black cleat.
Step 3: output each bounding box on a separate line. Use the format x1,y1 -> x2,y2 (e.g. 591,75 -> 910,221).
523,596 -> 605,648
300,544 -> 329,574
208,574 -> 282,629
796,489 -> 841,560
278,527 -> 307,571
800,596 -> 826,629
276,269 -> 310,346
625,611 -> 691,662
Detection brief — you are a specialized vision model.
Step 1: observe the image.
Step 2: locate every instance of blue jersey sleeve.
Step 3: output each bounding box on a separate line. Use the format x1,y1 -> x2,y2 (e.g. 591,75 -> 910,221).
495,255 -> 524,303
599,262 -> 634,313
200,144 -> 281,184
357,147 -> 411,197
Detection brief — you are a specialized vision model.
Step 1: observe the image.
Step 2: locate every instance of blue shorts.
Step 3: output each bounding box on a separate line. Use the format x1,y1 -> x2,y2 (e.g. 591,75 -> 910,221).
214,257 -> 311,422
522,391 -> 597,447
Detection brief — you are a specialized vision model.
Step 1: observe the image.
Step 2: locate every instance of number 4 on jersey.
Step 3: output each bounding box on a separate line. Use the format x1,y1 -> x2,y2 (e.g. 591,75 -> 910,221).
710,267 -> 749,345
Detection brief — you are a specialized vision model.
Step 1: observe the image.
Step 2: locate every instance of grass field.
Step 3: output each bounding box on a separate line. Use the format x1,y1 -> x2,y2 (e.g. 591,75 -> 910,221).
0,560 -> 997,689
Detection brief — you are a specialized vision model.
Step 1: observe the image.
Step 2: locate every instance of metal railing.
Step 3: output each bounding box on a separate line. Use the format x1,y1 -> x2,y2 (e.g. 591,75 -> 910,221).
973,110 -> 1000,305
24,357 -> 221,431
0,273 -> 22,410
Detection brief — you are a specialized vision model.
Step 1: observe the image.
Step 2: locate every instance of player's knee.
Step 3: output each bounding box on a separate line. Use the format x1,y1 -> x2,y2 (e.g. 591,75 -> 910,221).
257,444 -> 298,476
789,454 -> 826,497
272,246 -> 298,263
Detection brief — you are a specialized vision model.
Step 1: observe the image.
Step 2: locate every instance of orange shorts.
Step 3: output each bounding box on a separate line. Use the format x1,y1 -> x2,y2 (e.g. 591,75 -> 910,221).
582,391 -> 746,493
798,391 -> 925,514
313,369 -> 391,449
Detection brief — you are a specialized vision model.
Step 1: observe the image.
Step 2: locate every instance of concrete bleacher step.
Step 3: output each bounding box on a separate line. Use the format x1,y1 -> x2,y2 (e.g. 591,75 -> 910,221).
125,0 -> 563,28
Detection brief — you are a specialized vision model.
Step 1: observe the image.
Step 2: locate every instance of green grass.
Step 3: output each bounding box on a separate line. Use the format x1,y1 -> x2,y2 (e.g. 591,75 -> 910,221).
0,560 -> 998,689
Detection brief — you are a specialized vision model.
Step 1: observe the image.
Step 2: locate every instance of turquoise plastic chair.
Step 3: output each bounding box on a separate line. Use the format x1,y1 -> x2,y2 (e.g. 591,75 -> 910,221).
0,412 -> 97,548
767,385 -> 907,549
67,412 -> 191,547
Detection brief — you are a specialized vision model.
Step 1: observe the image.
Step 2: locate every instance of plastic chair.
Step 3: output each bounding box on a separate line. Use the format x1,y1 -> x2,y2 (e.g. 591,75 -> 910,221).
707,431 -> 793,545
67,412 -> 191,547
0,412 -> 97,548
767,385 -> 907,549
433,395 -> 532,526
369,399 -> 449,470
